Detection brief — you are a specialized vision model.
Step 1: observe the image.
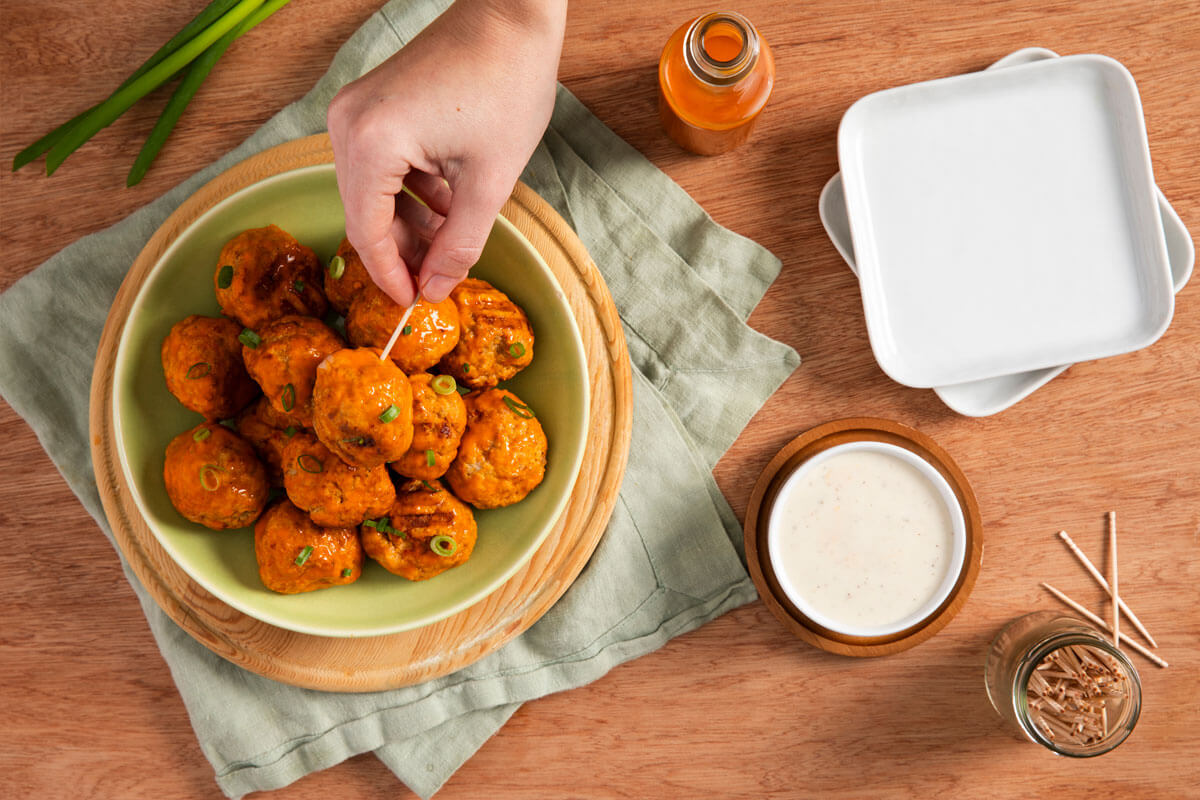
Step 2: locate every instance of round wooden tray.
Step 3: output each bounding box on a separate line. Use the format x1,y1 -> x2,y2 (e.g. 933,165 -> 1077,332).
89,134 -> 633,692
744,418 -> 983,657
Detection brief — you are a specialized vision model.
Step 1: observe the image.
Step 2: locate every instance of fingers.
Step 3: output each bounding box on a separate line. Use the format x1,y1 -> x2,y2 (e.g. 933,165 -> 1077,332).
418,169 -> 512,302
403,171 -> 453,217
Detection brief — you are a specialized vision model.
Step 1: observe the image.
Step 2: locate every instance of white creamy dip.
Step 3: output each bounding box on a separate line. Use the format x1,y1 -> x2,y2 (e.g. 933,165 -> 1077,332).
768,443 -> 961,634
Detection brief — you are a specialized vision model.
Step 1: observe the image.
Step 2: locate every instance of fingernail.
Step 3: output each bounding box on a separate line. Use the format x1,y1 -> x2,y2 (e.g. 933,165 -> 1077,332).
420,274 -> 460,302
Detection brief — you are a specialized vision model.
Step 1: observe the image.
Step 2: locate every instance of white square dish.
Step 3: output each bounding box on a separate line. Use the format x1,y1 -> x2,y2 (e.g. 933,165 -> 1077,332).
838,54 -> 1174,388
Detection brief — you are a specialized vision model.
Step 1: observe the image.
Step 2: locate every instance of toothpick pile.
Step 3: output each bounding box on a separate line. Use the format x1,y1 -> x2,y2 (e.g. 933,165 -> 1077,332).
1026,643 -> 1130,746
1040,511 -> 1167,669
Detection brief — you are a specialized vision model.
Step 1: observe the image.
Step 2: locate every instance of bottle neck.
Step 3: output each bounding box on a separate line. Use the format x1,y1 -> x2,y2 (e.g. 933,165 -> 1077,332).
683,12 -> 760,87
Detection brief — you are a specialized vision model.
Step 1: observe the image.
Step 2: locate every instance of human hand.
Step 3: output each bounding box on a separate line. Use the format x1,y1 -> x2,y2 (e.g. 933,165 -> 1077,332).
327,0 -> 567,306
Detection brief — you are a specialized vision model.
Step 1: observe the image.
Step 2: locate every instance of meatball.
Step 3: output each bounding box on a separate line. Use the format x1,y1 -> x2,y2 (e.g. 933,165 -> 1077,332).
390,373 -> 466,480
361,479 -> 476,581
445,388 -> 547,508
346,284 -> 460,373
241,315 -> 344,427
281,431 -> 395,527
161,315 -> 259,420
214,225 -> 328,329
254,499 -> 363,594
163,422 -> 269,529
312,347 -> 414,469
438,278 -> 533,390
323,238 -> 375,315
234,397 -> 300,487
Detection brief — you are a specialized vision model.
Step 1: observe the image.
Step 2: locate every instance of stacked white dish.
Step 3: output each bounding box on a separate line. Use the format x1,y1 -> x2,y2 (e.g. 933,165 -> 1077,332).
820,48 -> 1193,416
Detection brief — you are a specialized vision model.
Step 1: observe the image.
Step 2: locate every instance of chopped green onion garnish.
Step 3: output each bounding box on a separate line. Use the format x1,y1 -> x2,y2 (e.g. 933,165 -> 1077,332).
199,464 -> 221,491
430,535 -> 457,557
283,425 -> 297,438
430,374 -> 456,395
193,427 -> 212,442
462,364 -> 470,373
328,255 -> 345,279
362,519 -> 377,529
281,383 -> 295,412
185,361 -> 212,379
508,342 -> 526,358
425,449 -> 436,467
297,454 -> 323,473
419,480 -> 440,493
238,328 -> 260,348
341,436 -> 366,446
502,395 -> 536,419
455,385 -> 471,395
379,405 -> 400,423
217,264 -> 234,289
341,567 -> 353,578
402,325 -> 412,336
294,545 -> 313,566
293,278 -> 305,292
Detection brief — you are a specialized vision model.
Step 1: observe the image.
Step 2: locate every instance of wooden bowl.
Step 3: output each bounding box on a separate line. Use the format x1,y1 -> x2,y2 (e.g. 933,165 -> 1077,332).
89,134 -> 633,690
744,418 -> 983,657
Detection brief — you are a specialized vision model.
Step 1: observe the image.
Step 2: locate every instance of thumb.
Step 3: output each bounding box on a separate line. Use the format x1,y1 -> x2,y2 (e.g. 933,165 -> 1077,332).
418,170 -> 512,302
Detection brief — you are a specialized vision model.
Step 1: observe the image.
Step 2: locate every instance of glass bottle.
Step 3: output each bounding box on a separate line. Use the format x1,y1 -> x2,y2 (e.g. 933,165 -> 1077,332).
657,11 -> 775,155
984,611 -> 1141,757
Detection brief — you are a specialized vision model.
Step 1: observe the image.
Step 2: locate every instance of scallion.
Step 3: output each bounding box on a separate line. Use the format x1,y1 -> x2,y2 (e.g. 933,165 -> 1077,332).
238,328 -> 260,348
341,567 -> 353,578
185,362 -> 212,379
425,449 -> 436,467
430,535 -> 457,557
502,395 -> 536,419
297,454 -> 323,473
294,545 -> 313,566
216,264 -> 234,289
379,405 -> 400,423
280,383 -> 295,412
508,342 -> 526,358
328,255 -> 345,279
283,425 -> 297,438
193,427 -> 212,442
402,325 -> 412,336
430,374 -> 456,395
199,464 -> 222,491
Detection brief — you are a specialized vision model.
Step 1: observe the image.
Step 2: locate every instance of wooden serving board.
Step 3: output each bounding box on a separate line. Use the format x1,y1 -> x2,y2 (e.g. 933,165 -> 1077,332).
88,135 -> 633,692
744,417 -> 984,657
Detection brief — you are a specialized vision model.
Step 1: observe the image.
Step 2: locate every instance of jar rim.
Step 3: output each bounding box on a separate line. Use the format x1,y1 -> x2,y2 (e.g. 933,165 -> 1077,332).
684,11 -> 760,87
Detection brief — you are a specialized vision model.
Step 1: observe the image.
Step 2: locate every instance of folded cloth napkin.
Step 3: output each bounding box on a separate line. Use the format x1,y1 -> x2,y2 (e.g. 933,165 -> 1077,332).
0,0 -> 799,796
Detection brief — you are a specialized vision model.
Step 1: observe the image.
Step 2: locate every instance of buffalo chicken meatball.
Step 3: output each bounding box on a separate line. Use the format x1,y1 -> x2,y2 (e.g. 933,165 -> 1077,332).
234,398 -> 297,487
161,315 -> 259,420
361,479 -> 476,581
163,423 -> 269,529
214,225 -> 328,329
438,278 -> 533,390
346,285 -> 460,373
254,499 -> 363,594
241,315 -> 343,427
312,348 -> 414,469
445,388 -> 547,508
323,238 -> 375,315
390,373 -> 466,480
282,431 -> 395,527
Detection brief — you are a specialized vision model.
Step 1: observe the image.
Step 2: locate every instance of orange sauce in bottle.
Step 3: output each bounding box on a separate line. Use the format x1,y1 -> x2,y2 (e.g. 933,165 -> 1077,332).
658,11 -> 775,155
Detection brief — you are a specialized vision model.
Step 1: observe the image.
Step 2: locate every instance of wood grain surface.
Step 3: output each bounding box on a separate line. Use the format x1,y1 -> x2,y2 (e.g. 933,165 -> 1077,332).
89,136 -> 633,690
2,1 -> 1198,798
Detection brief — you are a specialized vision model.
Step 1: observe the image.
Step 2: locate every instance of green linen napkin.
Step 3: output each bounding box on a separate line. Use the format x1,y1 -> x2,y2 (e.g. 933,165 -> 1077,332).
0,1 -> 799,796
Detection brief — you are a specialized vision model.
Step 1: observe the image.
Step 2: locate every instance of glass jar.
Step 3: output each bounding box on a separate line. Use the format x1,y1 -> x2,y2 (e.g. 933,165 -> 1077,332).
657,11 -> 775,155
985,611 -> 1141,757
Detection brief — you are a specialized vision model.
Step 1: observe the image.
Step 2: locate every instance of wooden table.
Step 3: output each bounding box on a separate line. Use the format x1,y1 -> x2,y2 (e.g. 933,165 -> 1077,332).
2,1 -> 1197,797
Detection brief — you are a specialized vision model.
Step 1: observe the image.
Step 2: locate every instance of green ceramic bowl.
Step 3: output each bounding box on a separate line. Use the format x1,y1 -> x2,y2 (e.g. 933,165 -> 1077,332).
113,163 -> 589,637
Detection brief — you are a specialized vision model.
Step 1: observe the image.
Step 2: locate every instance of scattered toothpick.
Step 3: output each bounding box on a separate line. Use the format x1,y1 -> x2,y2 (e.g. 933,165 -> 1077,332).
1040,583 -> 1167,668
379,293 -> 421,363
1109,511 -> 1120,649
1057,530 -> 1157,648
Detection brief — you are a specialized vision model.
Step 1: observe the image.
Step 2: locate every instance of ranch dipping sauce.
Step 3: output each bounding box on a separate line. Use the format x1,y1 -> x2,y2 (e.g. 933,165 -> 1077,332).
768,442 -> 964,635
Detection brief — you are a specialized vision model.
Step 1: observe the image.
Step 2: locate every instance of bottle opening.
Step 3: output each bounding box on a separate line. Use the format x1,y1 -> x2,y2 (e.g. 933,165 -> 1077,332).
701,20 -> 746,65
684,12 -> 759,86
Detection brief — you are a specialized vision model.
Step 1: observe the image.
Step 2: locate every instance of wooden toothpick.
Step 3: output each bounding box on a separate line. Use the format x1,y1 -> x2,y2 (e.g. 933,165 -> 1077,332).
1057,530 -> 1157,648
1040,582 -> 1167,668
1109,511 -> 1119,649
379,293 -> 421,363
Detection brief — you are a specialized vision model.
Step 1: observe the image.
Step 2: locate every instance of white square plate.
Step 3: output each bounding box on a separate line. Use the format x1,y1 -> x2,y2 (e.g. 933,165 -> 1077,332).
838,54 -> 1174,388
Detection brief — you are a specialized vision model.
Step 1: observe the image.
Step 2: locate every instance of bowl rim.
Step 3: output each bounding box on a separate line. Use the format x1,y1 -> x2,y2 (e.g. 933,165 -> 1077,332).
111,162 -> 590,637
765,439 -> 968,638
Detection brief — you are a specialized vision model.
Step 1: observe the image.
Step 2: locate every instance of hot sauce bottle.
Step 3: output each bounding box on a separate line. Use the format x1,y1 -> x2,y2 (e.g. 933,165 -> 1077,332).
657,11 -> 775,155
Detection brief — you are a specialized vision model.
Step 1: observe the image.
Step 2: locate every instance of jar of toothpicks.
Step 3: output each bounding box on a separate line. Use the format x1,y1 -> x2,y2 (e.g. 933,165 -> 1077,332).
985,611 -> 1141,756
